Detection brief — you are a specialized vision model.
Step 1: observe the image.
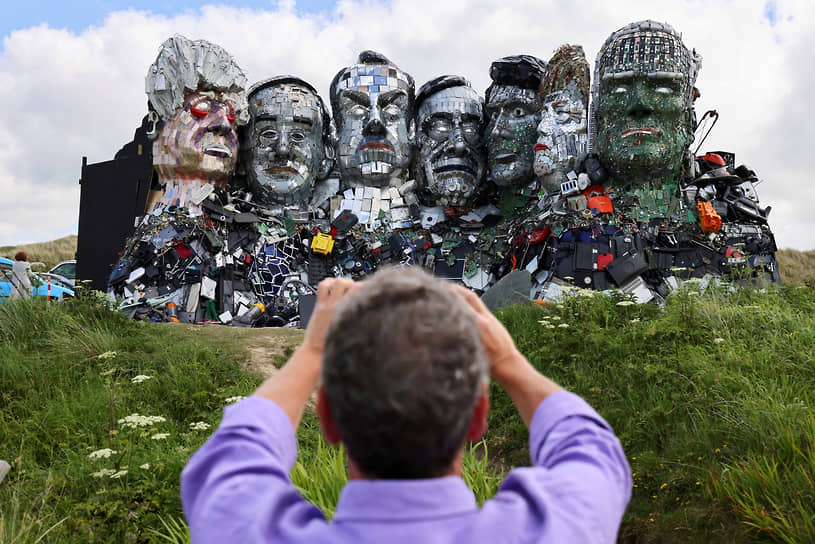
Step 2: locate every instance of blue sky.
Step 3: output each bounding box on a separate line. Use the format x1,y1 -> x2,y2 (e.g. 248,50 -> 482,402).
1,0 -> 336,39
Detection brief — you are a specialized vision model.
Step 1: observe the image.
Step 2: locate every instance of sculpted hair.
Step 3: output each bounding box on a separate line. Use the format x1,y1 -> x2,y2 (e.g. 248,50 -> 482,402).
322,266 -> 488,479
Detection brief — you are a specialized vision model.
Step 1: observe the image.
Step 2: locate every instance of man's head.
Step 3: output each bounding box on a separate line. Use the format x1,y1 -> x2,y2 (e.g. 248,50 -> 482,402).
484,55 -> 547,188
592,20 -> 702,185
145,35 -> 248,184
329,51 -> 415,188
414,76 -> 485,208
319,267 -> 488,479
534,45 -> 589,193
242,77 -> 333,206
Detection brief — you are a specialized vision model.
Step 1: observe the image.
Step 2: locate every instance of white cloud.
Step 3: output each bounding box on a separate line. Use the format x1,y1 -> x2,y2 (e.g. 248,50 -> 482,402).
1,0 -> 813,248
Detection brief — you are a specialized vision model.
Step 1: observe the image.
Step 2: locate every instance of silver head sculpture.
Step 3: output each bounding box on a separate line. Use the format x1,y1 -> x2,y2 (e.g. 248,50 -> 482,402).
484,55 -> 547,189
414,76 -> 485,208
242,76 -> 333,207
145,35 -> 248,211
329,51 -> 415,188
591,20 -> 702,187
534,45 -> 590,194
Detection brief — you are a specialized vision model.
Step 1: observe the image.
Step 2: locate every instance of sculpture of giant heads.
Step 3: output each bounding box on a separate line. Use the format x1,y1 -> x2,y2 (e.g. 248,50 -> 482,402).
592,20 -> 702,185
534,45 -> 590,194
484,55 -> 547,188
146,35 -> 248,195
415,76 -> 485,208
242,77 -> 333,207
329,51 -> 415,188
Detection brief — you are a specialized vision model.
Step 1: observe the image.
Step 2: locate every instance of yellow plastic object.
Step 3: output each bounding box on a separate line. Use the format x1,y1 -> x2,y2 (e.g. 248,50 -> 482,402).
311,232 -> 335,255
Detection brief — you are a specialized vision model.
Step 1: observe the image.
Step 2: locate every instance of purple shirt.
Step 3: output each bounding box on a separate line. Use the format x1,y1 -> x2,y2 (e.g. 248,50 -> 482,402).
182,392 -> 631,543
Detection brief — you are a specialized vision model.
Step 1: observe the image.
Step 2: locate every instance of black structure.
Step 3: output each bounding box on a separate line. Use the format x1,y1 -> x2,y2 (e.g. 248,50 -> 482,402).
76,117 -> 153,290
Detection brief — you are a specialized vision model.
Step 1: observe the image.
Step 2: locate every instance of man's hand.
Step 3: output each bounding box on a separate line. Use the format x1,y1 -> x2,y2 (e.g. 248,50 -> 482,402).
450,284 -> 523,381
450,283 -> 563,427
302,278 -> 357,356
254,277 -> 357,429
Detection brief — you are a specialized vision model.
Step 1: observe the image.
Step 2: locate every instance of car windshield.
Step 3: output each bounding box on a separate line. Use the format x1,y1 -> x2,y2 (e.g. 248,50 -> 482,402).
52,262 -> 76,279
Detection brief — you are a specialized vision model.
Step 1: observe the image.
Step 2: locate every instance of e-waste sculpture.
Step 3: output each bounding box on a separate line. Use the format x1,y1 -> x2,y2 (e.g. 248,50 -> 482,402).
106,25 -> 779,326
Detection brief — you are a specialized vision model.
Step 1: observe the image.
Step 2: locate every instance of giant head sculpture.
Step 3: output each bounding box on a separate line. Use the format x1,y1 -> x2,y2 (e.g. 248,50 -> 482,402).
534,45 -> 590,194
145,35 -> 248,209
484,55 -> 547,188
242,76 -> 333,207
592,20 -> 702,187
414,76 -> 485,208
329,51 -> 415,188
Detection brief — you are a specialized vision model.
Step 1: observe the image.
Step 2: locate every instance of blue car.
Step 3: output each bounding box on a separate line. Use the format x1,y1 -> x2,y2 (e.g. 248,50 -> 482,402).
0,257 -> 75,301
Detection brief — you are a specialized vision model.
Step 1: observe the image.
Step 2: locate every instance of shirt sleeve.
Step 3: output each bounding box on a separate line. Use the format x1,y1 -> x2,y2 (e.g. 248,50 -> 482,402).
492,391 -> 632,543
181,397 -> 325,543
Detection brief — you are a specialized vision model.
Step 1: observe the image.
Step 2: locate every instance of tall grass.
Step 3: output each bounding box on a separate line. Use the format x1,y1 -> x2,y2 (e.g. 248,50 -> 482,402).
777,248 -> 815,285
2,282 -> 814,542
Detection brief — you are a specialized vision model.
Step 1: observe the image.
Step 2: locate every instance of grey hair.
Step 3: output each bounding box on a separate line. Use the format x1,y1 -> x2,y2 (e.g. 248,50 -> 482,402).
322,266 -> 488,479
145,34 -> 249,125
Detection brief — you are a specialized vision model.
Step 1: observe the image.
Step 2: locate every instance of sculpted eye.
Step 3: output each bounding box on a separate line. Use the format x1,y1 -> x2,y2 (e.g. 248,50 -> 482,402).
383,104 -> 402,123
428,118 -> 452,139
461,121 -> 478,134
655,86 -> 673,94
259,129 -> 278,143
189,100 -> 211,119
613,86 -> 628,94
225,103 -> 236,123
290,132 -> 305,143
513,107 -> 527,118
348,105 -> 368,118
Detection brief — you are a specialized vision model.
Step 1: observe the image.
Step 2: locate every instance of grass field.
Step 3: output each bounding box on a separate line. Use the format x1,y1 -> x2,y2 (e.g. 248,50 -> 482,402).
0,235 -> 77,271
1,281 -> 813,542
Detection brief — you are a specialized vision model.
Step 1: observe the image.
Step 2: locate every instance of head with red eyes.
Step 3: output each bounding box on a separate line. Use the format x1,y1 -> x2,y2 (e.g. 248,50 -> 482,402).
145,35 -> 248,185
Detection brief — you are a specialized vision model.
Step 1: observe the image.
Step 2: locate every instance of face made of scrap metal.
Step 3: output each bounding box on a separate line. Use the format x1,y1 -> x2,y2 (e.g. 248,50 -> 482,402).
533,89 -> 588,184
246,84 -> 327,206
335,68 -> 412,187
153,91 -> 239,184
596,72 -> 692,184
416,86 -> 485,208
484,85 -> 541,188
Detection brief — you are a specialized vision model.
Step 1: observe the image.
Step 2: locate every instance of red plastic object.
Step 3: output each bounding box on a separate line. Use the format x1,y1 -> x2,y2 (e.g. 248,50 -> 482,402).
597,253 -> 613,270
700,152 -> 725,166
583,185 -> 613,214
528,227 -> 551,245
697,201 -> 722,233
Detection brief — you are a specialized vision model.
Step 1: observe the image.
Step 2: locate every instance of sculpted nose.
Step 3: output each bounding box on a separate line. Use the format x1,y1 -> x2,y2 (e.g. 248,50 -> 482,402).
363,118 -> 387,137
626,92 -> 653,120
277,131 -> 290,158
452,126 -> 467,156
207,109 -> 232,136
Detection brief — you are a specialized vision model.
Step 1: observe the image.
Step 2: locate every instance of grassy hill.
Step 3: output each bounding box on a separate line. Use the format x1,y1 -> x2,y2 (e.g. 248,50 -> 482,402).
0,235 -> 77,271
1,283 -> 813,542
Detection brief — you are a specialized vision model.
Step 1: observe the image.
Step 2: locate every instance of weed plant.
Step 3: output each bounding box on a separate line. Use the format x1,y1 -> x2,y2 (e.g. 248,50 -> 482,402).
1,282 -> 813,542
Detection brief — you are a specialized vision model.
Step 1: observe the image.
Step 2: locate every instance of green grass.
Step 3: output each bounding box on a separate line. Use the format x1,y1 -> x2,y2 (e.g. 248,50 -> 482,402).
1,282 -> 814,542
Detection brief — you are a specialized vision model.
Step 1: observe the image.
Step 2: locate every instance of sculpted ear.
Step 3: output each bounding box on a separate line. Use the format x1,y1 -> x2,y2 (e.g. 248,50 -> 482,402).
317,386 -> 341,445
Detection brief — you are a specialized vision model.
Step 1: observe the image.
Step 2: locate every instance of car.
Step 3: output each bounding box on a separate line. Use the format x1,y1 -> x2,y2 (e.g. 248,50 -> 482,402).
48,260 -> 76,287
0,257 -> 75,301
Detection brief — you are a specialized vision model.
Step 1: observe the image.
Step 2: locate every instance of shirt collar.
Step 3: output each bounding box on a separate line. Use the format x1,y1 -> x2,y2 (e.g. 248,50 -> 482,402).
333,476 -> 478,522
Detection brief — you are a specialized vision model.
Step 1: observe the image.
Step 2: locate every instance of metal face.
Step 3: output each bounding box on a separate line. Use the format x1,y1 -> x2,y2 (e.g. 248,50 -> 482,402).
484,85 -> 541,187
153,90 -> 240,185
416,85 -> 485,207
595,72 -> 691,184
333,63 -> 413,187
246,83 -> 328,206
534,87 -> 588,185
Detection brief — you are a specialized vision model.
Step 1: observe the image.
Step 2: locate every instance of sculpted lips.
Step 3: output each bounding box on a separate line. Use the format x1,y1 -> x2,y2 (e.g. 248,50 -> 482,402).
621,127 -> 660,138
494,153 -> 518,164
203,144 -> 233,158
264,166 -> 299,175
359,142 -> 395,153
534,143 -> 549,152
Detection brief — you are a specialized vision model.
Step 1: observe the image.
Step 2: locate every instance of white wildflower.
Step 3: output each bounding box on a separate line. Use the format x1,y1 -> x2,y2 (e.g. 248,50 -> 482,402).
558,323 -> 569,328
91,468 -> 116,479
189,422 -> 211,431
110,470 -> 128,479
545,324 -> 556,329
100,368 -> 117,376
151,433 -> 170,440
89,448 -> 117,460
537,319 -> 550,324
225,396 -> 245,404
630,318 -> 641,324
139,463 -> 150,470
131,375 -> 153,384
550,316 -> 561,321
118,414 -> 166,429
616,300 -> 635,307
97,351 -> 117,361
713,337 -> 725,344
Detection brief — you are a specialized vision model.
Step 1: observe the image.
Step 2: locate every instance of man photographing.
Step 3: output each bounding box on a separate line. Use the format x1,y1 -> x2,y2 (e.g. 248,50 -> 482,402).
182,267 -> 631,542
